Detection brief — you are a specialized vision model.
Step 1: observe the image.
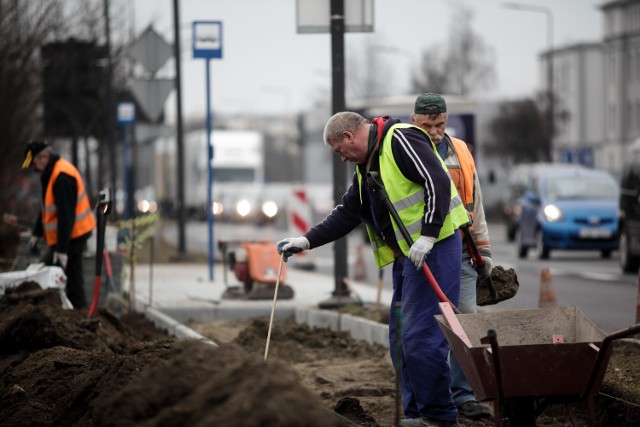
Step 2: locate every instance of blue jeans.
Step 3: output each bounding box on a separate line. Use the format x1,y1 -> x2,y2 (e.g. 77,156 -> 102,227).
388,232 -> 461,422
450,256 -> 478,406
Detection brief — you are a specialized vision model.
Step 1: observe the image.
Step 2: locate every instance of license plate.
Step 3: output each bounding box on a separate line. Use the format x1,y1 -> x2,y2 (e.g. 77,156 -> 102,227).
579,227 -> 612,239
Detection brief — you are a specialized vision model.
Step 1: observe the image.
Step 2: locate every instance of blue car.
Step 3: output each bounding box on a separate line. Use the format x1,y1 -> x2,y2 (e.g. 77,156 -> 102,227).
517,167 -> 619,259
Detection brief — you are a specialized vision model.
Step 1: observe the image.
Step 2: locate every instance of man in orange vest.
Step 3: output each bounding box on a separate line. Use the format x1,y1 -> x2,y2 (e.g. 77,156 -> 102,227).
22,140 -> 96,309
412,94 -> 493,420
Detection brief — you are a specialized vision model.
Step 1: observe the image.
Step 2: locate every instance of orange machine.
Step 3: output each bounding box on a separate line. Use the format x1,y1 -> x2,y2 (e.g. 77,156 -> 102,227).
220,240 -> 294,300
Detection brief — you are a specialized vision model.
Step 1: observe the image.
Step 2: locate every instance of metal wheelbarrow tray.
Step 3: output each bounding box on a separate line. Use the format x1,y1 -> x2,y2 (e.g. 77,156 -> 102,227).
435,304 -> 640,427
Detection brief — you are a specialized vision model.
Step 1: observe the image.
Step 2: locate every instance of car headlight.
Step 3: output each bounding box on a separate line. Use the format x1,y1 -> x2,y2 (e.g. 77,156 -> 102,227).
212,201 -> 223,216
543,204 -> 563,222
236,199 -> 251,217
138,200 -> 151,213
262,200 -> 278,218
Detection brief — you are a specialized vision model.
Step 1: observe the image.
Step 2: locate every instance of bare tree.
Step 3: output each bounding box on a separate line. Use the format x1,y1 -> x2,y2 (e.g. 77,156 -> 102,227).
485,98 -> 548,163
0,0 -> 127,231
0,1 -> 66,210
411,3 -> 495,96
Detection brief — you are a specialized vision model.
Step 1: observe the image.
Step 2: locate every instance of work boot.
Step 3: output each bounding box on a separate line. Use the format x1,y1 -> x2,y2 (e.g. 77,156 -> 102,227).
457,400 -> 492,419
398,417 -> 458,427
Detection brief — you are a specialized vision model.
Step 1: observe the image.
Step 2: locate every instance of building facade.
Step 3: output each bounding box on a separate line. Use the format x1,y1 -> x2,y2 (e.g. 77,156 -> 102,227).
545,43 -> 604,168
601,0 -> 640,174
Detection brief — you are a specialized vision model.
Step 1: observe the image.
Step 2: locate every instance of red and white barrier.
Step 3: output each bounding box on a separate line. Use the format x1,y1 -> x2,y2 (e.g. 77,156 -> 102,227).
288,186 -> 315,269
288,187 -> 311,236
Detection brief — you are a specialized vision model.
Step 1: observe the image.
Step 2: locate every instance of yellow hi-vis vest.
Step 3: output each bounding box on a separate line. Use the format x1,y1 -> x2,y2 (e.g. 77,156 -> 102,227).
357,123 -> 470,268
43,158 -> 96,246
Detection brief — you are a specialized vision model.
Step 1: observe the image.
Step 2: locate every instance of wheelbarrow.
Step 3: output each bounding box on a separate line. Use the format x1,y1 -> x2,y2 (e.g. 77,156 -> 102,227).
435,304 -> 640,427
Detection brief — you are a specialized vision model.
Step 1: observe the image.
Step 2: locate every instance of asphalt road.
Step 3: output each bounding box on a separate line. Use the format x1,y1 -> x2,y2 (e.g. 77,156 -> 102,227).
164,219 -> 640,333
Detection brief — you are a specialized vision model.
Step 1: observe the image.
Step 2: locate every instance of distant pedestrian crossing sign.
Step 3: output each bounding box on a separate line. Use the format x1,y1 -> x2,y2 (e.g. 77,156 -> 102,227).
192,21 -> 223,59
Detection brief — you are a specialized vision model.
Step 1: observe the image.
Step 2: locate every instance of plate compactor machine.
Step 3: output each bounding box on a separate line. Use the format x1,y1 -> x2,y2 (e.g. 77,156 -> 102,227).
218,240 -> 294,300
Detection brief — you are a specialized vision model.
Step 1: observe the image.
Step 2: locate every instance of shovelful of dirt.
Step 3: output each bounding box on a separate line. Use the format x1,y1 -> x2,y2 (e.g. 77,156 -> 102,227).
477,265 -> 519,306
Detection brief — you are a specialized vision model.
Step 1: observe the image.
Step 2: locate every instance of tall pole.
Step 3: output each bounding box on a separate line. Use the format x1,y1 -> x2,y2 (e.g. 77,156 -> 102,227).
172,0 -> 187,256
319,0 -> 359,308
103,0 -> 117,217
205,59 -> 214,282
330,0 -> 348,299
503,2 -> 554,161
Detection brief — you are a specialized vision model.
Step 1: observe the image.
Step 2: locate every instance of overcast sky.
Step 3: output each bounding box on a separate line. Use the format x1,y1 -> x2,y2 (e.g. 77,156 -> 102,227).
124,0 -> 603,122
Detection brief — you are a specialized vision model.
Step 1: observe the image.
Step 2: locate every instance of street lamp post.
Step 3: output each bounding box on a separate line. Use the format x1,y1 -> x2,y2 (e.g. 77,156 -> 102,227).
503,2 -> 554,161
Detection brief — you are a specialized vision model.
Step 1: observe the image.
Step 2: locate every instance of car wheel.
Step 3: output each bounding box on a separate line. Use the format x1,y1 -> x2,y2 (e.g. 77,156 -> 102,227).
516,228 -> 528,259
620,228 -> 640,273
535,229 -> 550,259
601,250 -> 612,259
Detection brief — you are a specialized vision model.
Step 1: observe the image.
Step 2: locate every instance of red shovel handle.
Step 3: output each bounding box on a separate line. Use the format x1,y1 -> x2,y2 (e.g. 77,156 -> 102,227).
103,249 -> 113,278
87,276 -> 101,317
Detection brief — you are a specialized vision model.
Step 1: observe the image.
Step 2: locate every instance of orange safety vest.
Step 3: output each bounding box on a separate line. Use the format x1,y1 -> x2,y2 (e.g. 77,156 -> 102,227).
42,158 -> 96,246
447,137 -> 476,221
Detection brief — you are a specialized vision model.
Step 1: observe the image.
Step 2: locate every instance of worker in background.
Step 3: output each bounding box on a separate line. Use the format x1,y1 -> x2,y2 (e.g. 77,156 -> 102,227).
412,93 -> 493,419
277,111 -> 469,427
22,140 -> 96,309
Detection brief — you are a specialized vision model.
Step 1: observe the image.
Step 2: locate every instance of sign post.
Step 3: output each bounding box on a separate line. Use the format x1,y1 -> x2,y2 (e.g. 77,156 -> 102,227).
117,102 -> 136,219
297,0 -> 373,308
193,20 -> 223,282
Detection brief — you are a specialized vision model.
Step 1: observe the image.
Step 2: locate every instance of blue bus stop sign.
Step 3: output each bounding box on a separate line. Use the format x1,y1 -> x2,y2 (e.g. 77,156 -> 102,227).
192,21 -> 223,59
116,102 -> 136,126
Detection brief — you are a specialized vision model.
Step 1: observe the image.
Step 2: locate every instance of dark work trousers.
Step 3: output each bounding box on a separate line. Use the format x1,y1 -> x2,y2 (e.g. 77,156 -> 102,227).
43,232 -> 90,309
388,231 -> 462,422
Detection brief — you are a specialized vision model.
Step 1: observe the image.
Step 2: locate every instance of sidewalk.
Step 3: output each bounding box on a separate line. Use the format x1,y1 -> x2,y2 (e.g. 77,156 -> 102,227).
130,260 -> 394,326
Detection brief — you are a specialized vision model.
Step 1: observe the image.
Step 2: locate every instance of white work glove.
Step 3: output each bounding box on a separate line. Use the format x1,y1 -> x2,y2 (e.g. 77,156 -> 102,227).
408,236 -> 436,269
479,256 -> 493,278
53,252 -> 68,269
28,236 -> 40,255
277,236 -> 310,262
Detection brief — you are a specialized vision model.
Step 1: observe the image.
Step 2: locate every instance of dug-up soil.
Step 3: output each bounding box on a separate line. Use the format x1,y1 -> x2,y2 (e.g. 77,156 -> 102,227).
1,282 -> 639,427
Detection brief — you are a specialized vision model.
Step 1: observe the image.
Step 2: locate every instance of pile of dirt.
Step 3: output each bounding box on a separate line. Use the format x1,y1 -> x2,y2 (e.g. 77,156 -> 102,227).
0,282 -> 343,427
1,281 -> 639,427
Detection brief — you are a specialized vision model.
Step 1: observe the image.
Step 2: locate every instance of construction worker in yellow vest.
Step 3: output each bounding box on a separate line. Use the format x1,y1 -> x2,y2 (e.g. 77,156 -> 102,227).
278,112 -> 469,427
22,140 -> 96,309
412,93 -> 493,420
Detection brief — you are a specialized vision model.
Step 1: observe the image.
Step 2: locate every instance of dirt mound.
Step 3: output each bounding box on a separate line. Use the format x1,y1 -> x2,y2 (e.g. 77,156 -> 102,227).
2,281 -> 639,427
0,282 -> 343,427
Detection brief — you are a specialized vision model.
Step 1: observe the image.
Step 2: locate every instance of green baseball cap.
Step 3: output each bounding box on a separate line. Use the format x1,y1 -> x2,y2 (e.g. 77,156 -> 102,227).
414,93 -> 447,115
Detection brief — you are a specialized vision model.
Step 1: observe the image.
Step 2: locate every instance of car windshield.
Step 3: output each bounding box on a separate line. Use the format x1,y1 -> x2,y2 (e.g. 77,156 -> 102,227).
543,175 -> 619,201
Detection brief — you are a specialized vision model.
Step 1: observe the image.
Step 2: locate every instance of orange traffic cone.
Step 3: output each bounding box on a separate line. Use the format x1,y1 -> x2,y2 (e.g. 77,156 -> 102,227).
354,244 -> 367,282
539,267 -> 557,308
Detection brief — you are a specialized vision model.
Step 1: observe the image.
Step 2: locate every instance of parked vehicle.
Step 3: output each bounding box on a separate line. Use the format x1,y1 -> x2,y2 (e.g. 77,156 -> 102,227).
516,166 -> 619,259
502,163 -> 584,242
619,139 -> 640,273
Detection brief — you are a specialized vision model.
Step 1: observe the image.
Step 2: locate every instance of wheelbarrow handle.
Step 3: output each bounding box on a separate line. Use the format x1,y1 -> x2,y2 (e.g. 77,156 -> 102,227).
366,172 -> 460,314
581,323 -> 640,399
